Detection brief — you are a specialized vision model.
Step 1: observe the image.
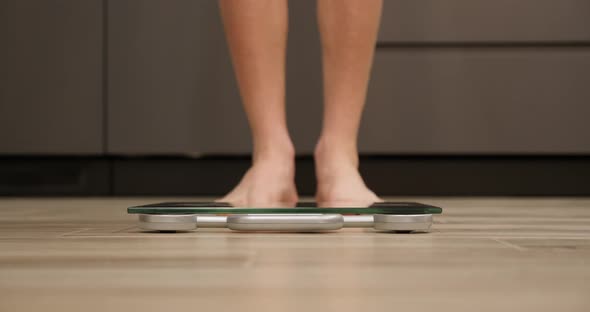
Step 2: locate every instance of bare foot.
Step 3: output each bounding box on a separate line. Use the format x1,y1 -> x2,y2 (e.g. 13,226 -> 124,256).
314,140 -> 381,207
217,153 -> 298,207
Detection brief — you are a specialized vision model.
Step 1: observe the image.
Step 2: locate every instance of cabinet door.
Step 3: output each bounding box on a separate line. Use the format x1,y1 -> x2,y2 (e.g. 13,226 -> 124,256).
0,0 -> 104,154
362,0 -> 590,154
107,0 -> 590,155
361,49 -> 590,154
379,0 -> 590,42
107,0 -> 326,155
107,0 -> 247,155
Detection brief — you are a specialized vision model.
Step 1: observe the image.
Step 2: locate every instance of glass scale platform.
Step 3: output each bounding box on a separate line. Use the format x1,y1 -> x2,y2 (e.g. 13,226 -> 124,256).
128,201 -> 443,233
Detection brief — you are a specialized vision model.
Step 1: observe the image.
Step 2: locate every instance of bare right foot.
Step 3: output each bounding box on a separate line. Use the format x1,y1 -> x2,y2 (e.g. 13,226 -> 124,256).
314,139 -> 381,207
217,150 -> 298,207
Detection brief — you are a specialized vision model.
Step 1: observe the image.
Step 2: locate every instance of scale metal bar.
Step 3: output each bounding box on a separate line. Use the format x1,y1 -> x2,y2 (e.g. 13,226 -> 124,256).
196,215 -> 227,228
195,215 -> 376,228
227,214 -> 343,232
137,213 -> 433,232
342,215 -> 374,227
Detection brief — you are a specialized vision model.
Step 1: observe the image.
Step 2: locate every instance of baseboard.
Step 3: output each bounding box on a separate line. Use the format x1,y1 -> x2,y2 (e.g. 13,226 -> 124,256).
0,157 -> 110,196
1,155 -> 589,196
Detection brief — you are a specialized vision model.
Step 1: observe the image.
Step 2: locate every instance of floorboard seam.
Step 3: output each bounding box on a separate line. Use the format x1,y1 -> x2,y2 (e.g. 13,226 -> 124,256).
491,238 -> 527,251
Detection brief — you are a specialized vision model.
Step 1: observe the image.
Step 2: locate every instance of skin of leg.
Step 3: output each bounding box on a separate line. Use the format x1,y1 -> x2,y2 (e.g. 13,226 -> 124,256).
217,0 -> 298,206
315,0 -> 384,205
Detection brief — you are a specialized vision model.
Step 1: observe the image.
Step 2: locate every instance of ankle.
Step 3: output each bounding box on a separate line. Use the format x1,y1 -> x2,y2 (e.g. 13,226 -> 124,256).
314,137 -> 359,170
253,140 -> 295,166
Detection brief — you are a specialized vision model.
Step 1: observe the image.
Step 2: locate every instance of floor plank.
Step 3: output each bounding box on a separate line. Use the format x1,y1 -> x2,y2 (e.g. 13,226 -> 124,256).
0,197 -> 589,312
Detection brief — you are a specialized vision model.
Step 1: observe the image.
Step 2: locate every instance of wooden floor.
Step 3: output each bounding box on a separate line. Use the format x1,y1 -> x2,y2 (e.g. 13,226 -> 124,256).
0,197 -> 589,312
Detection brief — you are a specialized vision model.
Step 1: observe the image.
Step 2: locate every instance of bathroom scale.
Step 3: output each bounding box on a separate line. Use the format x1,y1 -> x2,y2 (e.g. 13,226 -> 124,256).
128,201 -> 443,233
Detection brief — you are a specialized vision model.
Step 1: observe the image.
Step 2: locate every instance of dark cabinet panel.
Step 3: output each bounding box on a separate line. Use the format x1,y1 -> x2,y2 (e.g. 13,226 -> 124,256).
361,49 -> 590,153
107,0 -> 590,156
107,0 -> 323,155
0,0 -> 104,154
107,0 -> 247,155
379,0 -> 590,42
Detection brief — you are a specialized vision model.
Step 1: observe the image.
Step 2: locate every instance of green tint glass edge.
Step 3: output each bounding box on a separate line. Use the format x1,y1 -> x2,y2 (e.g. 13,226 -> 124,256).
127,205 -> 443,215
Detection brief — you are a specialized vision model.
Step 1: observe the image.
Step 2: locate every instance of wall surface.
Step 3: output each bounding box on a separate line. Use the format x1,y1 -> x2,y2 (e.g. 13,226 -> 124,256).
1,0 -> 590,156
0,0 -> 104,154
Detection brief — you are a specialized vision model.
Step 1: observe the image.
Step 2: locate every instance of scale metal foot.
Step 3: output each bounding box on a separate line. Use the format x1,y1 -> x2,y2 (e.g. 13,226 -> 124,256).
373,214 -> 433,232
138,214 -> 197,231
